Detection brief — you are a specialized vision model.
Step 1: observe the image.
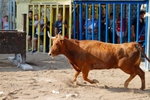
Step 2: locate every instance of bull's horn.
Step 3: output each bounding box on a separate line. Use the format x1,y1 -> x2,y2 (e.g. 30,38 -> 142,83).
47,31 -> 55,39
58,32 -> 64,40
58,31 -> 62,35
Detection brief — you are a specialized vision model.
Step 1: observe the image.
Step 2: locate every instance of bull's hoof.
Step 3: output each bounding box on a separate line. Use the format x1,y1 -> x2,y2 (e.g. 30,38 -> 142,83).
124,82 -> 128,89
140,87 -> 145,90
92,79 -> 99,84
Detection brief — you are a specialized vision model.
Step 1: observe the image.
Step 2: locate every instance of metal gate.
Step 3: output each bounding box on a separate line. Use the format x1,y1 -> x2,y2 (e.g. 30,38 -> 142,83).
27,3 -> 72,53
73,0 -> 150,71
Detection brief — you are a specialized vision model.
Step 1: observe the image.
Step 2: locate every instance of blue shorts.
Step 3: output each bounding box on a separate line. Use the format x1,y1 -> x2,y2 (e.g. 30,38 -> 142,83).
34,34 -> 44,41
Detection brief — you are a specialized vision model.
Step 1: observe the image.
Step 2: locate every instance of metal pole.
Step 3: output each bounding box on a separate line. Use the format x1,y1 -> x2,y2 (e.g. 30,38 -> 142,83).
106,4 -> 108,42
92,3 -> 94,40
13,0 -> 16,29
73,3 -> 76,39
79,3 -> 83,40
128,4 -> 131,42
85,3 -> 88,40
10,0 -> 12,29
0,0 -> 2,29
145,0 -> 150,71
98,4 -> 101,41
120,4 -> 123,44
136,4 -> 140,42
113,4 -> 116,44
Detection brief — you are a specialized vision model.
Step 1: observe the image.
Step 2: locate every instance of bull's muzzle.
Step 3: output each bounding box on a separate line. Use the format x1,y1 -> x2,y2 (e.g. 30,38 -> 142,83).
48,53 -> 51,56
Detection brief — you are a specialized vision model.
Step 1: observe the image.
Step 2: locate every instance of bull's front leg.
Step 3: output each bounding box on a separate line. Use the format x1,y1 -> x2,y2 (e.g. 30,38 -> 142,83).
82,68 -> 99,84
72,71 -> 80,82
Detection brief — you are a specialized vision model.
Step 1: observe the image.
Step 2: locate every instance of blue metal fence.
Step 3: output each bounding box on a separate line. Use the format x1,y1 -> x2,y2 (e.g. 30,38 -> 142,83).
73,0 -> 147,43
73,0 -> 149,71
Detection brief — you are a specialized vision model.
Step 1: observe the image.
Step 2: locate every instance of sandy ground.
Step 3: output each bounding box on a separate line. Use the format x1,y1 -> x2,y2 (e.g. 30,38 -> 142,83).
0,52 -> 150,100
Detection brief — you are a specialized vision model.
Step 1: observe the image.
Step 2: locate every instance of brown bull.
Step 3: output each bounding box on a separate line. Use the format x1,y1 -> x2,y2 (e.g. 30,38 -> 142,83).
48,34 -> 150,90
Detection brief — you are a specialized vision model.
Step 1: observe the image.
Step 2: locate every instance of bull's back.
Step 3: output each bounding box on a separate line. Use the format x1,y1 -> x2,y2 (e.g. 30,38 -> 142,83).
78,41 -> 141,68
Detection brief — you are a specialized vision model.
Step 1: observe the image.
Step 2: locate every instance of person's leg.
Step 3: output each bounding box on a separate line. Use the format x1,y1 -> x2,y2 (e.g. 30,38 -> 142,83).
27,34 -> 32,50
32,34 -> 38,53
46,34 -> 49,53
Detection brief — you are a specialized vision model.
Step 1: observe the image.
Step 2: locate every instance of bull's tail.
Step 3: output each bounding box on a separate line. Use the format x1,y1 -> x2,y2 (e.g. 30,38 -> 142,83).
136,43 -> 150,62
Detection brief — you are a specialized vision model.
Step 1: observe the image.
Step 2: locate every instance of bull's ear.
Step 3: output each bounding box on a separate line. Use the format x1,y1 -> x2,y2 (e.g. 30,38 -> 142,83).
47,31 -> 55,40
58,34 -> 64,40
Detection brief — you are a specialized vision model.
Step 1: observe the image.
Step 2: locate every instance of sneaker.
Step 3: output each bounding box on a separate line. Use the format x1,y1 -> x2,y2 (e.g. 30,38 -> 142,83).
32,50 -> 37,53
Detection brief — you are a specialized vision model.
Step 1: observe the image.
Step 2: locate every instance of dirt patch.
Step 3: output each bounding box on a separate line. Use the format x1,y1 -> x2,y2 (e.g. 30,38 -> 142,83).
0,53 -> 150,100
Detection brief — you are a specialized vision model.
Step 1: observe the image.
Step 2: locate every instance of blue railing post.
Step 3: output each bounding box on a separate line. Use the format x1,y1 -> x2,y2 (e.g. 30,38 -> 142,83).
98,4 -> 101,41
106,4 -> 109,42
136,4 -> 140,42
120,4 -> 123,43
85,3 -> 88,40
92,3 -> 95,40
145,0 -> 150,71
73,3 -> 76,39
113,4 -> 116,44
79,3 -> 83,40
128,4 -> 131,42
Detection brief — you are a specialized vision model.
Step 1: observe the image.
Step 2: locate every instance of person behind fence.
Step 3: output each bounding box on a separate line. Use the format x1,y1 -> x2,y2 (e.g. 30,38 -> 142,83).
116,13 -> 128,43
84,12 -> 98,40
2,15 -> 9,30
54,13 -> 68,38
132,10 -> 145,42
32,14 -> 45,53
27,11 -> 33,51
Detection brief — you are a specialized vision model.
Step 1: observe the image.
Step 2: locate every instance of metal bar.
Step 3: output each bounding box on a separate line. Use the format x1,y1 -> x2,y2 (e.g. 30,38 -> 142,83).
43,5 -> 46,53
98,4 -> 101,41
13,0 -> 16,29
73,3 -> 76,39
145,0 -> 150,71
106,4 -> 108,42
69,3 -> 72,39
112,4 -> 116,44
37,5 -> 41,52
79,3 -> 83,40
50,5 -> 53,47
85,3 -> 88,40
9,0 -> 12,29
128,4 -> 131,42
8,0 -> 10,29
32,5 -> 35,51
120,4 -> 123,43
62,5 -> 65,37
56,5 -> 59,20
26,5 -> 30,51
74,1 -> 146,4
0,0 -> 2,29
92,3 -> 94,40
136,4 -> 140,42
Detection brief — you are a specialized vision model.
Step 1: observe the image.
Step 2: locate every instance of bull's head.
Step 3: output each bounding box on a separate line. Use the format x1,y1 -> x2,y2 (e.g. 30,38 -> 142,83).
47,31 -> 64,57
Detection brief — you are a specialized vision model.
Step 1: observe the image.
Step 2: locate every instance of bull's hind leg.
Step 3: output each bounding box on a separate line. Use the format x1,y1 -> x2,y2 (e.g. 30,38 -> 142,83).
82,68 -> 98,84
136,67 -> 145,90
124,73 -> 136,89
